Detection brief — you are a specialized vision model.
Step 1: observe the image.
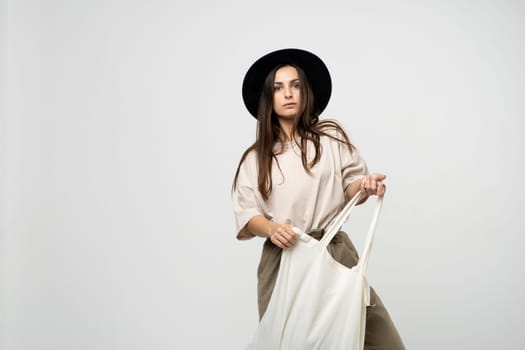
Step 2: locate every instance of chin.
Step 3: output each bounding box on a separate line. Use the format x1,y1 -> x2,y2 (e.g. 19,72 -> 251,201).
276,110 -> 298,119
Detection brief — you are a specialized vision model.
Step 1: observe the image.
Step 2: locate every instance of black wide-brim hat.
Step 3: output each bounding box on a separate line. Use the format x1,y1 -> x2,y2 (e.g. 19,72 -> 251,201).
242,48 -> 332,119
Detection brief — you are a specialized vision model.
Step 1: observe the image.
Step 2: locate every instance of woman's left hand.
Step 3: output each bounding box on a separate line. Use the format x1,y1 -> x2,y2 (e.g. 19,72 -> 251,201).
360,173 -> 387,197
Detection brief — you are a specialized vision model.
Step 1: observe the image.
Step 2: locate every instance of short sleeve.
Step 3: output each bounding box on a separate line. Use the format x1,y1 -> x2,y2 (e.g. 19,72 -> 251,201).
232,152 -> 266,240
330,120 -> 369,192
341,143 -> 369,192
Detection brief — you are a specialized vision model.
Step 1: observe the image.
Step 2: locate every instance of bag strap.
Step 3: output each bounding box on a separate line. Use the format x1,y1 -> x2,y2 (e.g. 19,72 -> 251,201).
320,191 -> 384,273
320,191 -> 363,246
357,194 -> 383,272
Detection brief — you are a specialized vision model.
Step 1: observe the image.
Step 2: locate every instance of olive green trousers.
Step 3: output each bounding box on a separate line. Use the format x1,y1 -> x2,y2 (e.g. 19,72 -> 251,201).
257,229 -> 405,350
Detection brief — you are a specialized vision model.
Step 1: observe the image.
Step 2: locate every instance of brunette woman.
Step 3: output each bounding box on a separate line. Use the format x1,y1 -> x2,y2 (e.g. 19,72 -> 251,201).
232,48 -> 405,349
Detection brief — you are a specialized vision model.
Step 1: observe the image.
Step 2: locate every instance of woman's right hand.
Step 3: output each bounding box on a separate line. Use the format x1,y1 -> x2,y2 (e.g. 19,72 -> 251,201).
268,222 -> 298,249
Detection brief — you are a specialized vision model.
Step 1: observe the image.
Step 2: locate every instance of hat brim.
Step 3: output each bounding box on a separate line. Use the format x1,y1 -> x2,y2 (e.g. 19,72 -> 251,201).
242,48 -> 332,119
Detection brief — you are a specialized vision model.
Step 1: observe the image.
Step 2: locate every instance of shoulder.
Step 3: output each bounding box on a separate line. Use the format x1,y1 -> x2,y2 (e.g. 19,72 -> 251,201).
237,147 -> 257,172
243,148 -> 257,163
317,118 -> 351,142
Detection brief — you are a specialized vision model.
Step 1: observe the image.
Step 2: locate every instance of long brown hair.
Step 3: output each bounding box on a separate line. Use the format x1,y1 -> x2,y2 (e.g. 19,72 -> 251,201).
233,64 -> 355,201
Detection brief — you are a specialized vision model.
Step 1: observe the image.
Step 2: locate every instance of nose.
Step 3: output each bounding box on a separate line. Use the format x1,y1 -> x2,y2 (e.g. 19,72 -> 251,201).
284,86 -> 293,99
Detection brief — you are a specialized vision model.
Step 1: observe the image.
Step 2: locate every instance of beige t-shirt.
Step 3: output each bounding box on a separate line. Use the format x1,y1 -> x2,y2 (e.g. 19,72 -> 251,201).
232,124 -> 369,240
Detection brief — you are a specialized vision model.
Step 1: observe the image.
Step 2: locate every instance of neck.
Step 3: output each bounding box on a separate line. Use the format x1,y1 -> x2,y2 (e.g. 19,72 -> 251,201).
278,118 -> 295,142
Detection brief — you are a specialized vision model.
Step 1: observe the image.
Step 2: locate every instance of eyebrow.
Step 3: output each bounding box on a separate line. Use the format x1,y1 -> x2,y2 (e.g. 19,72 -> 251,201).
273,78 -> 301,85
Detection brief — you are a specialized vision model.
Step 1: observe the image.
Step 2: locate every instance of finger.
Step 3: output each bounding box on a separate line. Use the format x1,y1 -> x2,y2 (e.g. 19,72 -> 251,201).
271,229 -> 288,248
286,230 -> 298,246
370,173 -> 387,181
277,228 -> 295,247
284,226 -> 298,241
287,232 -> 297,245
370,178 -> 377,192
271,235 -> 284,249
361,176 -> 368,193
365,177 -> 372,195
377,182 -> 385,196
275,234 -> 290,249
287,236 -> 297,247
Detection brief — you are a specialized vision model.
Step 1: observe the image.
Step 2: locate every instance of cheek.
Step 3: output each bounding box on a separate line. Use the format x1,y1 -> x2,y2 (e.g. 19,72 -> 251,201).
272,94 -> 281,107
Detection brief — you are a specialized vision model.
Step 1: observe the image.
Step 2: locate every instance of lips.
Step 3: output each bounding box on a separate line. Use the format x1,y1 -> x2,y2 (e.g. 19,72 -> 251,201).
283,103 -> 296,108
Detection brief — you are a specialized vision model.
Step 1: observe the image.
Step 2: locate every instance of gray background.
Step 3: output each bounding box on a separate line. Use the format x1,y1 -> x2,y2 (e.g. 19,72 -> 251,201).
1,0 -> 524,349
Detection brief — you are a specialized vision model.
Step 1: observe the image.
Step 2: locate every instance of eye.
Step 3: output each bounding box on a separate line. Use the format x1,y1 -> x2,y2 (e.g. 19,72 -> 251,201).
293,83 -> 301,89
274,85 -> 282,91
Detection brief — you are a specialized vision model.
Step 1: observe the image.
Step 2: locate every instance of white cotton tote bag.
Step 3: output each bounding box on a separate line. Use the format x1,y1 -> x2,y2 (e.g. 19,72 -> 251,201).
246,192 -> 384,350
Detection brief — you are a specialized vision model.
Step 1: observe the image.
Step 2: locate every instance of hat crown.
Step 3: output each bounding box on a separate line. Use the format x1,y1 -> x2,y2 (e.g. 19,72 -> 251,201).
242,48 -> 332,119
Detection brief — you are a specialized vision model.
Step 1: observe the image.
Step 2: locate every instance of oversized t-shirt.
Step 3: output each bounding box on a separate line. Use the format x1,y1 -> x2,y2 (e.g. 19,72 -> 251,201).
232,123 -> 369,240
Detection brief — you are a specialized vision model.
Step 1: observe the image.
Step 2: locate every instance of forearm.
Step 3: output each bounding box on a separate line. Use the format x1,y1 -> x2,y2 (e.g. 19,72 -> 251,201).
246,215 -> 278,239
346,178 -> 368,205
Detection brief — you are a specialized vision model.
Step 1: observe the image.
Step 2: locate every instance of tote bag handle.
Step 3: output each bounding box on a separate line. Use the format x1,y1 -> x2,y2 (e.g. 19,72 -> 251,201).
320,191 -> 384,273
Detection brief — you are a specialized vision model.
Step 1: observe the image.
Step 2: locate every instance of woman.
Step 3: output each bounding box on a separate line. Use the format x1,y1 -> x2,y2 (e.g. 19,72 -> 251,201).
232,48 -> 405,349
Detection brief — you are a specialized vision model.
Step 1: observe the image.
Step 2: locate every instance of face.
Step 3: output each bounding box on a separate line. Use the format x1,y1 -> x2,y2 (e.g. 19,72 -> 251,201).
272,65 -> 302,120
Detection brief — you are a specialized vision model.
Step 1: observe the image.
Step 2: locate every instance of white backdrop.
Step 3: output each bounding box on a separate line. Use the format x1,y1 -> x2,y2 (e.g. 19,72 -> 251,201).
2,1 -> 524,349
1,0 -> 7,346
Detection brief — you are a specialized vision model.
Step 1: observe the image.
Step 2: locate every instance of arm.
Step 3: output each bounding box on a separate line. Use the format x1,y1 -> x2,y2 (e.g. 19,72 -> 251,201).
346,173 -> 387,204
245,215 -> 298,249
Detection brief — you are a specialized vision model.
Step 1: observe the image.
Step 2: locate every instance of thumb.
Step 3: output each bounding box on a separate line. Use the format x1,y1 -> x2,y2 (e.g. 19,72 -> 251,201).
370,173 -> 387,180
